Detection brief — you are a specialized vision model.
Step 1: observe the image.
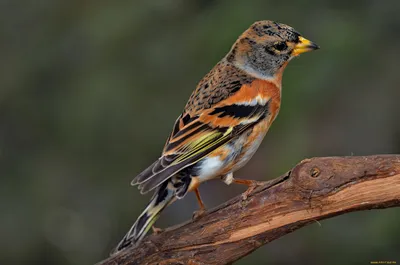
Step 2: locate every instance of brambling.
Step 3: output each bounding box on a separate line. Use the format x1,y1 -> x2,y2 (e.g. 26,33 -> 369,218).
113,20 -> 319,253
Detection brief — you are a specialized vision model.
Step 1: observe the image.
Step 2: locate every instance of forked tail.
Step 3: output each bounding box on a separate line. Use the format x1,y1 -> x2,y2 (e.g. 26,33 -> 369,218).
112,181 -> 175,254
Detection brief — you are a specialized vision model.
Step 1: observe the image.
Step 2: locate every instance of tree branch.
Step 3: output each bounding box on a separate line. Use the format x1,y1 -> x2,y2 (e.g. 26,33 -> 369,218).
97,155 -> 400,265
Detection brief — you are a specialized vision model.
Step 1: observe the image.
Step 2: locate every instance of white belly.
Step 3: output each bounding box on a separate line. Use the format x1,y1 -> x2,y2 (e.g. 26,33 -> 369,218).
194,117 -> 270,183
197,156 -> 225,182
230,130 -> 266,172
196,130 -> 266,182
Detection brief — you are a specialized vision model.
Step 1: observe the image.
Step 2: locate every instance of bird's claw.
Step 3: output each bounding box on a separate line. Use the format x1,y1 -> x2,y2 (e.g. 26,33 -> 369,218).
192,208 -> 206,220
241,181 -> 264,200
152,226 -> 163,235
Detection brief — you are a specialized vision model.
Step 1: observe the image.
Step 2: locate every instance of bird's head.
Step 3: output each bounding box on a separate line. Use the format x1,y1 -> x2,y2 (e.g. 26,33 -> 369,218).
227,20 -> 319,79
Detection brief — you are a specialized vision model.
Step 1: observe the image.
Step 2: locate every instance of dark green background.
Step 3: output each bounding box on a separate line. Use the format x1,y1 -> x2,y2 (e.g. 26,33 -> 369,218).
1,0 -> 399,264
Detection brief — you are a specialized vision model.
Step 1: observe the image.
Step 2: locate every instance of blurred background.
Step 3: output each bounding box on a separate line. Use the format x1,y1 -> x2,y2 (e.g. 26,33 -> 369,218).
1,0 -> 400,264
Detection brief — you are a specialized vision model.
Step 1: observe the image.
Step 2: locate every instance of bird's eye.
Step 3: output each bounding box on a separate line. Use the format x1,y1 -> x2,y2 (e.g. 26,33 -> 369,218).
273,42 -> 287,51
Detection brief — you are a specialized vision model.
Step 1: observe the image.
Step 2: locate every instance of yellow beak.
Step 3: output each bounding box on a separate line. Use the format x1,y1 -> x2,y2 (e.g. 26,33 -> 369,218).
292,36 -> 320,56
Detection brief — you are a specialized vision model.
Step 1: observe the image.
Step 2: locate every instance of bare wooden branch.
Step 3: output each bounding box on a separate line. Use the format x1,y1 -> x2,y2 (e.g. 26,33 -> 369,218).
97,155 -> 400,265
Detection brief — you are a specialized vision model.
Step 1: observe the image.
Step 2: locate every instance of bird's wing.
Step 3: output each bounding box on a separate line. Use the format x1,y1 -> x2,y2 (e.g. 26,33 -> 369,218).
131,64 -> 273,194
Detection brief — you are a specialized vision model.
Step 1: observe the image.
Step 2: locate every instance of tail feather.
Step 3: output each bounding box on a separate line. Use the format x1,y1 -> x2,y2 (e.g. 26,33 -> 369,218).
112,182 -> 175,254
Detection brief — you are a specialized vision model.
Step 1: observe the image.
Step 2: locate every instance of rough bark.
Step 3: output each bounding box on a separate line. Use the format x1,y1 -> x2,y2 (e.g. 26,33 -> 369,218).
97,155 -> 400,265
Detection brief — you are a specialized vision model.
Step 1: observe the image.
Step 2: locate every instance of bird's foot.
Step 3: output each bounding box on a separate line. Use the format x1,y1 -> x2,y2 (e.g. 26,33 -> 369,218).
241,180 -> 264,200
192,187 -> 206,220
152,226 -> 163,235
192,208 -> 206,220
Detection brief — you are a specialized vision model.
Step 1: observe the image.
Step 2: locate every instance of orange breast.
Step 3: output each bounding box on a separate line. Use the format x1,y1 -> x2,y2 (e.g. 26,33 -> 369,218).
200,79 -> 281,127
206,79 -> 282,175
225,79 -> 281,105
250,79 -> 281,121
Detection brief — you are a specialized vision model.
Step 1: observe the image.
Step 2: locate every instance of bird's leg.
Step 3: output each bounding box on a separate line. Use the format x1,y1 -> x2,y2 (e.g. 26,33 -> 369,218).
232,178 -> 263,200
192,188 -> 206,220
221,173 -> 262,200
152,226 -> 163,234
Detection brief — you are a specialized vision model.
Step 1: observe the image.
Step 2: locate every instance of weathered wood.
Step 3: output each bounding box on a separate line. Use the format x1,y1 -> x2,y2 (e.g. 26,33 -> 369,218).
97,155 -> 400,265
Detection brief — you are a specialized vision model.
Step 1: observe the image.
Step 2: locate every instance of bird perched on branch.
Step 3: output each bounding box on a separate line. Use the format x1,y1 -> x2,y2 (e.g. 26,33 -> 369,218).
113,20 -> 319,254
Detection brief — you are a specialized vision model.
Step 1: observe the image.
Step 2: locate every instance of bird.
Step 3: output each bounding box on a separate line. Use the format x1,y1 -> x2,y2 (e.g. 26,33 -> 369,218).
112,20 -> 319,254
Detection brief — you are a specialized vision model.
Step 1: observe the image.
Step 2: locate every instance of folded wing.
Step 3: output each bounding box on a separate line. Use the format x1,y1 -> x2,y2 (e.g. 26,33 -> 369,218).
131,63 -> 272,194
